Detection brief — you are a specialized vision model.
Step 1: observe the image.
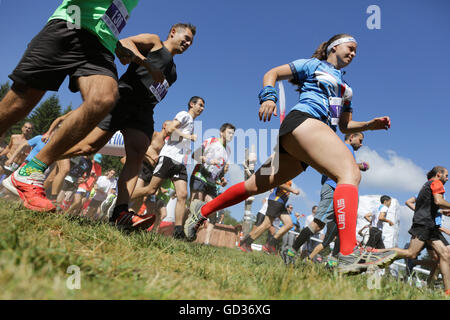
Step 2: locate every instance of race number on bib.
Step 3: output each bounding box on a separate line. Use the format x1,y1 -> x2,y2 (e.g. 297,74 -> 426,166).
150,80 -> 169,102
101,0 -> 129,38
329,97 -> 343,126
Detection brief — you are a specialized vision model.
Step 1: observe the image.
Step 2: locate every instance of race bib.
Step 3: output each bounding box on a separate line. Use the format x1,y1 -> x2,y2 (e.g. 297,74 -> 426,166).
101,0 -> 129,38
149,80 -> 169,102
329,97 -> 343,126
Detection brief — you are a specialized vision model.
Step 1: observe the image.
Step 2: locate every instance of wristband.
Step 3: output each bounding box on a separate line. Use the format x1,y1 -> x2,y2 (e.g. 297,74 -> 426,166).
258,86 -> 278,104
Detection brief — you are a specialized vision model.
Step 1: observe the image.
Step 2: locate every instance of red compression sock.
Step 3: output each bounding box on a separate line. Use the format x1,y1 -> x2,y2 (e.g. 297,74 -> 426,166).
333,184 -> 358,255
200,181 -> 249,218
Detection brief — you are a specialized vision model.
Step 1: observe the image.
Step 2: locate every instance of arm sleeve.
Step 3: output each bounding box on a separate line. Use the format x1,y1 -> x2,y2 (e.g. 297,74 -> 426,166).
431,180 -> 445,195
174,111 -> 189,126
288,59 -> 313,84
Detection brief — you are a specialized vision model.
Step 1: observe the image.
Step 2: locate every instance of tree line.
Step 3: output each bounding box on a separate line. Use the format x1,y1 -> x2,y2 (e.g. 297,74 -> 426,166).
0,81 -> 123,174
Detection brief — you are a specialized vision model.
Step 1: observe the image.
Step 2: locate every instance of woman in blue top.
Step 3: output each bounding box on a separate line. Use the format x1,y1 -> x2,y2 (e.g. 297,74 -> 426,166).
187,34 -> 396,273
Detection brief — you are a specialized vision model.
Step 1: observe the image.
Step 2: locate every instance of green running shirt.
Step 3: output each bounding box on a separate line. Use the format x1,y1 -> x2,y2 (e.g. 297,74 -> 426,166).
49,0 -> 139,54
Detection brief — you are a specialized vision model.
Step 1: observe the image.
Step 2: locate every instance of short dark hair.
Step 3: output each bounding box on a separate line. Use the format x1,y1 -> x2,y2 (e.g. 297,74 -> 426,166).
380,195 -> 391,204
220,123 -> 235,132
169,23 -> 196,37
188,96 -> 205,109
312,205 -> 318,211
344,132 -> 364,141
426,166 -> 446,180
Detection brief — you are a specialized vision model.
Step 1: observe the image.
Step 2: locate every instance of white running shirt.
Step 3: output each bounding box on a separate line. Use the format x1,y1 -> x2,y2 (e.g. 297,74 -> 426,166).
159,111 -> 194,164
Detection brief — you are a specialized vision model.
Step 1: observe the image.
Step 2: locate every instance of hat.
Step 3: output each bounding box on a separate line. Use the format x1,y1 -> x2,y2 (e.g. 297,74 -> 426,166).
94,153 -> 103,163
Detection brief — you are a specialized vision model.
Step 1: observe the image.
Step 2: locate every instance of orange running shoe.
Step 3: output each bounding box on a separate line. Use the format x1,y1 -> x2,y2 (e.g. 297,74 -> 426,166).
114,210 -> 152,229
10,170 -> 56,212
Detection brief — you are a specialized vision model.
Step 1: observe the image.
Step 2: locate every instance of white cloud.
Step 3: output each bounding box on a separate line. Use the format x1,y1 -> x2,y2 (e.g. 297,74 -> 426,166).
356,147 -> 426,192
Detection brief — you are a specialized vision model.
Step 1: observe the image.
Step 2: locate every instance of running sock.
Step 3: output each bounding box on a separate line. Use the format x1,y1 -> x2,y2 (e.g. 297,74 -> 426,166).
292,227 -> 314,252
19,157 -> 48,176
48,194 -> 57,201
110,203 -> 129,221
200,182 -> 249,218
333,184 -> 358,255
332,236 -> 340,257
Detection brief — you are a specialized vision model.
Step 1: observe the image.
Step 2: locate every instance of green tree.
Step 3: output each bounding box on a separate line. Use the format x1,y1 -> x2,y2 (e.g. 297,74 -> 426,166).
0,81 -> 10,100
27,94 -> 62,134
101,155 -> 124,176
222,209 -> 239,226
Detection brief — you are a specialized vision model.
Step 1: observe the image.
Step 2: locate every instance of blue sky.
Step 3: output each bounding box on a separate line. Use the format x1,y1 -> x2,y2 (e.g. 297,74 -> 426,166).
1,0 -> 449,247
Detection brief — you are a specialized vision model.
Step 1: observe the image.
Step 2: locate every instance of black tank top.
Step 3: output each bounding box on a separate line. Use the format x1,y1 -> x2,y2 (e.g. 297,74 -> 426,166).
119,44 -> 177,105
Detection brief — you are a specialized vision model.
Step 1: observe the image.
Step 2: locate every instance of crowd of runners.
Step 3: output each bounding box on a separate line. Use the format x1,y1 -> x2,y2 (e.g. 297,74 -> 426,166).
0,0 -> 449,296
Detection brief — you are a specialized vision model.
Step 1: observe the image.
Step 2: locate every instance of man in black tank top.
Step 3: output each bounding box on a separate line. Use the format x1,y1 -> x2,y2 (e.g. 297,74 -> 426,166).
58,23 -> 197,229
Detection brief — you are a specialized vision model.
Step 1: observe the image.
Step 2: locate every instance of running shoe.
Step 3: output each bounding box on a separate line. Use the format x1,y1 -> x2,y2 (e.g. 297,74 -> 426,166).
10,170 -> 55,212
2,175 -> 19,196
184,199 -> 207,242
106,197 -> 117,220
101,194 -> 116,216
113,210 -> 152,229
281,247 -> 297,265
337,246 -> 397,275
262,244 -> 277,255
238,241 -> 253,253
173,228 -> 187,240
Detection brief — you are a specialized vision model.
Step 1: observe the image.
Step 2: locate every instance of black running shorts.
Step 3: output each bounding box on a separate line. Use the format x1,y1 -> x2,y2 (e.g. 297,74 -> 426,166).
409,224 -> 449,245
265,200 -> 289,218
152,156 -> 188,182
97,86 -> 155,140
275,110 -> 326,171
9,19 -> 118,93
189,175 -> 218,198
138,161 -> 155,184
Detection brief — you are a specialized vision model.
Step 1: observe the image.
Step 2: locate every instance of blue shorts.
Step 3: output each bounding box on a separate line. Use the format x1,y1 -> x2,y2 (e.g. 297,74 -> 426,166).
314,183 -> 335,224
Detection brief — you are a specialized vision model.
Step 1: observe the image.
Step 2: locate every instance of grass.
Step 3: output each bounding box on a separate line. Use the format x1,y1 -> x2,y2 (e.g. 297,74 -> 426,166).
0,199 -> 447,300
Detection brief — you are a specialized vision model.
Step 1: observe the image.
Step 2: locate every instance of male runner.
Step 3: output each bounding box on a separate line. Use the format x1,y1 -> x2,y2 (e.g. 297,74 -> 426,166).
3,0 -> 153,212
238,181 -> 300,252
130,96 -> 205,238
56,24 -> 196,228
0,122 -> 33,176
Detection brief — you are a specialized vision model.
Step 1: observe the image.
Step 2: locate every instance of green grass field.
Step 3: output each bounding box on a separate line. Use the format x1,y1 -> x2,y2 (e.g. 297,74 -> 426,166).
0,199 -> 447,300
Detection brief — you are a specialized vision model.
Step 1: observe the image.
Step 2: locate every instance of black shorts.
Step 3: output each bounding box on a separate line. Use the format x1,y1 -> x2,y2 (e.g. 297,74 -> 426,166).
266,200 -> 288,218
62,179 -> 77,192
9,19 -> 117,93
152,156 -> 188,182
138,161 -> 155,184
190,175 -> 218,198
97,86 -> 155,140
276,110 -> 324,171
408,224 -> 449,245
255,212 -> 267,227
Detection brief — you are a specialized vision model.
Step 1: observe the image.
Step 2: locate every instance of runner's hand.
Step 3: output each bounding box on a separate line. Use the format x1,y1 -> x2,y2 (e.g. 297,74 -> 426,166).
115,41 -> 135,65
293,189 -> 300,195
368,116 -> 391,131
259,100 -> 277,122
190,134 -> 197,142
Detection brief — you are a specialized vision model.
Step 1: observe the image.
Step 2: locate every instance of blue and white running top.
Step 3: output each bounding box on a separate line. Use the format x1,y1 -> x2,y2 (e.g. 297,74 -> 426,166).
288,58 -> 353,131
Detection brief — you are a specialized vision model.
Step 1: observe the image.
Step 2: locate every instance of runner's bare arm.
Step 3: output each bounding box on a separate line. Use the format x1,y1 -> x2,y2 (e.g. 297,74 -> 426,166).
378,211 -> 394,226
279,183 -> 300,195
167,119 -> 196,141
0,135 -> 16,157
405,196 -> 416,211
115,34 -> 164,83
5,141 -> 29,166
339,112 -> 391,134
364,212 -> 372,222
433,193 -> 450,210
259,64 -> 294,122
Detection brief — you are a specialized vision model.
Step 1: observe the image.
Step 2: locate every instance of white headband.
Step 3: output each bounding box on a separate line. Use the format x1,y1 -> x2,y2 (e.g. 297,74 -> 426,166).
326,37 -> 357,55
